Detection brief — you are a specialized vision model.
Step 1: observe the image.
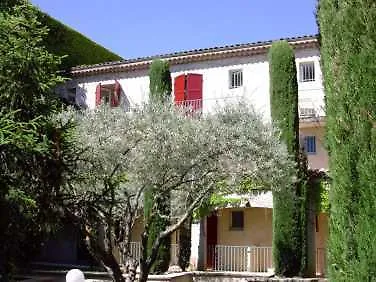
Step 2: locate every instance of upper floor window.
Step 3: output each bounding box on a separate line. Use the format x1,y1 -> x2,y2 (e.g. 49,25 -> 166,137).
299,62 -> 315,82
101,88 -> 115,105
229,69 -> 243,89
96,82 -> 121,108
230,210 -> 244,230
304,135 -> 316,155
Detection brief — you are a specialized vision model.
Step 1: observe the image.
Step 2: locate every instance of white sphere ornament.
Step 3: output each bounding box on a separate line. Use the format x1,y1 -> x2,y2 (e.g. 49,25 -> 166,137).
66,269 -> 85,282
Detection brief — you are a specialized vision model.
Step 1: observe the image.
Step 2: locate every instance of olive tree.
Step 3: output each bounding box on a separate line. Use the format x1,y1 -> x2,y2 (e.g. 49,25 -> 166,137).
61,103 -> 295,282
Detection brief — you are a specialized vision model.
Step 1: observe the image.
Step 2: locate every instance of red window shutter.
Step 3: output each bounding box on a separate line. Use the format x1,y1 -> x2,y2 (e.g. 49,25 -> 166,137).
186,73 -> 203,111
111,80 -> 121,107
95,83 -> 102,107
174,74 -> 186,106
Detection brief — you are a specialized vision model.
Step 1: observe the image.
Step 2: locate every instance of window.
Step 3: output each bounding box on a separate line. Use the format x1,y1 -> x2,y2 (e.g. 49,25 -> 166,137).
66,88 -> 76,104
304,136 -> 316,154
299,62 -> 315,82
96,82 -> 121,108
101,88 -> 113,105
229,69 -> 243,89
230,211 -> 244,230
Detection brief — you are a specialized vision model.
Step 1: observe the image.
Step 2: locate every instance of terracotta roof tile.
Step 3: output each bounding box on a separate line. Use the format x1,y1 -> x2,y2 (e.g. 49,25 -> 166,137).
71,34 -> 318,76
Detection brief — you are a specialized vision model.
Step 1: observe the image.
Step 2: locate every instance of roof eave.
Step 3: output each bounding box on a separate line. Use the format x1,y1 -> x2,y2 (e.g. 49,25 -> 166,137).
70,36 -> 318,77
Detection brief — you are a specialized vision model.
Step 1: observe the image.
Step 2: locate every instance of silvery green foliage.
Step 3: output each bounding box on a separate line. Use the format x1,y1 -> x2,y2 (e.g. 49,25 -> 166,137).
61,103 -> 294,279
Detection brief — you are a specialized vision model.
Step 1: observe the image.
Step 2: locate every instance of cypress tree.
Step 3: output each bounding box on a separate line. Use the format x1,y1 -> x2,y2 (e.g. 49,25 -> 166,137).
317,1 -> 376,280
149,59 -> 172,104
269,40 -> 312,276
144,59 -> 172,273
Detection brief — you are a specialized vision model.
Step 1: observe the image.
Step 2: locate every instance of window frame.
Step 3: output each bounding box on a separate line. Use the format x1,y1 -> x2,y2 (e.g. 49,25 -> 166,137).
101,88 -> 112,105
299,62 -> 315,83
304,135 -> 317,155
230,210 -> 244,231
229,69 -> 243,89
100,86 -> 120,108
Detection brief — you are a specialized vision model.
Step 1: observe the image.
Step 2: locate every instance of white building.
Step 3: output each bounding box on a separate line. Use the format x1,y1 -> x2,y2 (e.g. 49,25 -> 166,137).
58,35 -> 329,275
59,34 -> 326,171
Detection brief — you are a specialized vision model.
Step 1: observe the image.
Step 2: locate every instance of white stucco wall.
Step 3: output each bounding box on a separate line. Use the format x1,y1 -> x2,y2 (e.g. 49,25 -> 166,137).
170,54 -> 271,120
300,126 -> 329,170
58,69 -> 150,110
58,46 -> 326,169
60,47 -> 323,123
295,48 -> 325,117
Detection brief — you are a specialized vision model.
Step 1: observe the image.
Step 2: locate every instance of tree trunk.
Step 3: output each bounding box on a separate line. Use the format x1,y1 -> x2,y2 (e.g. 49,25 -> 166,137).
105,254 -> 125,282
178,215 -> 192,270
138,258 -> 151,282
139,231 -> 151,282
84,232 -> 125,282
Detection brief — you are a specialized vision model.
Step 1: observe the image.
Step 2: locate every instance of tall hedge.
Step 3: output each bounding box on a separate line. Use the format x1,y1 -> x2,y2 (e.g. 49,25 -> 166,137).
38,12 -> 122,70
317,1 -> 376,280
0,0 -> 22,11
145,59 -> 172,273
269,40 -> 308,276
1,1 -> 122,69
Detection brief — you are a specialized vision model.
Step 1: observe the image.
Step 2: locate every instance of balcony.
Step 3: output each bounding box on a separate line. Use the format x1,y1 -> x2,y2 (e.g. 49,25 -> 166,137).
125,96 -> 325,125
174,96 -> 246,115
175,99 -> 203,115
298,98 -> 325,120
174,96 -> 325,120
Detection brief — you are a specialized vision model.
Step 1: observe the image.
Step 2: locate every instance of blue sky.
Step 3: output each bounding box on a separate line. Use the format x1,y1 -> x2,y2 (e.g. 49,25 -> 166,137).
31,0 -> 318,59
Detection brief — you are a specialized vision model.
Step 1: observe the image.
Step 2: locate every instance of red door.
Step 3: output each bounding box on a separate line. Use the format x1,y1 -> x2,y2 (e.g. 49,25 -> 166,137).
95,83 -> 102,107
186,74 -> 203,111
174,74 -> 186,106
206,214 -> 218,269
